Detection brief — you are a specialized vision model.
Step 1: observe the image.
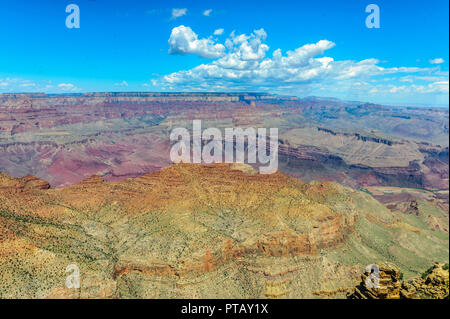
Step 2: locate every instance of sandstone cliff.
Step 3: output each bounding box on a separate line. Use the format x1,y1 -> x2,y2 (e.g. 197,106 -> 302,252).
348,262 -> 449,299
0,164 -> 447,298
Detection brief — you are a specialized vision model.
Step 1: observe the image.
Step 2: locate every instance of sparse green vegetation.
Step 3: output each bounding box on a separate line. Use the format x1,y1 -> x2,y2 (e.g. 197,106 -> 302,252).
0,164 -> 448,298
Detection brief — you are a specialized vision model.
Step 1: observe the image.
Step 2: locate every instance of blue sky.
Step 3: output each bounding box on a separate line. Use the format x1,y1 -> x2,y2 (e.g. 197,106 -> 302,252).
0,0 -> 448,106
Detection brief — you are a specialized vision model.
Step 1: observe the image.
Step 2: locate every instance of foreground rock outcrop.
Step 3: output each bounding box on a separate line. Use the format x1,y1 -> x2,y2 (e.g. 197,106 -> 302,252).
348,262 -> 449,299
408,263 -> 449,299
347,262 -> 405,299
0,173 -> 50,193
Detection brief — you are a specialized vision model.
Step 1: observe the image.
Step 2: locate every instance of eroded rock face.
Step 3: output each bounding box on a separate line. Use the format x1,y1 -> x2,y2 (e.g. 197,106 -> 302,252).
0,173 -> 50,193
19,175 -> 51,190
80,175 -> 104,185
0,163 -> 360,298
347,262 -> 403,299
0,164 -> 447,299
386,200 -> 419,215
348,262 -> 449,299
408,264 -> 449,299
0,93 -> 448,192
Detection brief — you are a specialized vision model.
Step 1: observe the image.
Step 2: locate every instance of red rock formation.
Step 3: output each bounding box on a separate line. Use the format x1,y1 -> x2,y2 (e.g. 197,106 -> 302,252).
0,93 -> 447,193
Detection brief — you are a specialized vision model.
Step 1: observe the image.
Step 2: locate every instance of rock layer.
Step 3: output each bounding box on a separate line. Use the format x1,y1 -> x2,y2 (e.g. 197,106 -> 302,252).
0,163 -> 448,298
348,262 -> 449,299
0,93 -> 448,191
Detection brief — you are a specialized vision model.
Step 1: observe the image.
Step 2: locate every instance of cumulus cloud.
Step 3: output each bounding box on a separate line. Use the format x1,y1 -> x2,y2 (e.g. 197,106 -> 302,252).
221,29 -> 269,62
429,58 -> 445,64
203,9 -> 212,16
115,81 -> 129,87
214,28 -> 224,35
57,83 -> 81,91
58,83 -> 74,89
0,78 -> 81,93
158,26 -> 450,102
171,8 -> 187,19
168,25 -> 225,59
20,82 -> 36,87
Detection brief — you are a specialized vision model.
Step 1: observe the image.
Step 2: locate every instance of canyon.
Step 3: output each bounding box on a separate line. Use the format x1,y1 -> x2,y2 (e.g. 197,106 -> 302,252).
0,163 -> 448,298
0,93 -> 448,191
0,92 -> 448,298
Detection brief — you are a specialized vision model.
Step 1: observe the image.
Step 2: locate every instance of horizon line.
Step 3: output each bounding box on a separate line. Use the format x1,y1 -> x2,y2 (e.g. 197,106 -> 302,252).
0,91 -> 448,109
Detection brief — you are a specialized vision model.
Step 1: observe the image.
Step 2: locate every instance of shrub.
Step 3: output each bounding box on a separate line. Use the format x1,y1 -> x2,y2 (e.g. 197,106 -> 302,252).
421,266 -> 434,279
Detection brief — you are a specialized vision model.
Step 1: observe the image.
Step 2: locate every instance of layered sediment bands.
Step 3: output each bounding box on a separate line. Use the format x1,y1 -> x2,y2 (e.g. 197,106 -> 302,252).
80,175 -> 105,185
369,165 -> 424,186
0,93 -> 448,191
347,262 -> 449,299
0,163 -> 448,298
278,143 -> 346,169
317,127 -> 399,146
315,214 -> 357,249
0,173 -> 50,193
0,92 -> 291,108
278,142 -> 426,188
0,165 -> 358,290
18,175 -> 51,190
347,262 -> 406,299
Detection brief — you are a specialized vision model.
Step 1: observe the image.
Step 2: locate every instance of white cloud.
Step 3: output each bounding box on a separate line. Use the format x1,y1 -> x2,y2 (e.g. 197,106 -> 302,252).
20,83 -> 36,87
171,8 -> 187,19
57,83 -> 80,91
214,28 -> 224,36
115,81 -> 129,87
157,26 -> 449,102
58,83 -> 74,89
389,85 -> 406,93
203,9 -> 212,17
0,78 -> 81,93
221,28 -> 269,62
429,58 -> 445,64
168,25 -> 225,59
